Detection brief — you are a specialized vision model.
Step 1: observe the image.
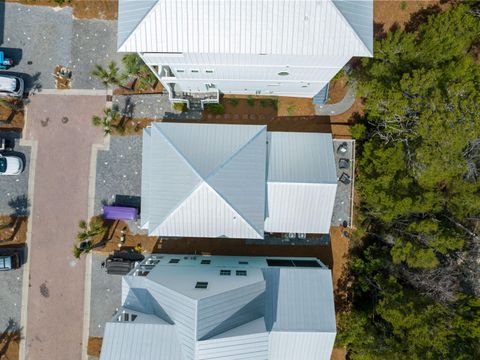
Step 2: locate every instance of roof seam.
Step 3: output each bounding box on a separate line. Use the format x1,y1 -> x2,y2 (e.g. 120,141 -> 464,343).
329,0 -> 373,56
118,0 -> 160,52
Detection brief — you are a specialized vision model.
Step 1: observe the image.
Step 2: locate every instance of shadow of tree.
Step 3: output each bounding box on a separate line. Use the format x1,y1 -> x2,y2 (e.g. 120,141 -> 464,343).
0,318 -> 22,358
405,4 -> 442,32
4,195 -> 30,242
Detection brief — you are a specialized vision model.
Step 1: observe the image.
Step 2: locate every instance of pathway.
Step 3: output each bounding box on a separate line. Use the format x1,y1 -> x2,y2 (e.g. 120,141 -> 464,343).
315,86 -> 356,116
23,94 -> 104,360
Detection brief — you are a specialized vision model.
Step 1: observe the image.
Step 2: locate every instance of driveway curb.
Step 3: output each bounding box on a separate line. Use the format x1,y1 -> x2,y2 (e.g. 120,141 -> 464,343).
18,106 -> 38,360
37,89 -> 113,96
81,134 -> 110,360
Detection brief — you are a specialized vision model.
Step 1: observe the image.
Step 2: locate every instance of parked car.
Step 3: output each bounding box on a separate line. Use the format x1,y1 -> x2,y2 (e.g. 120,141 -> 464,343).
0,75 -> 24,98
0,51 -> 14,70
0,252 -> 20,271
0,154 -> 24,175
105,251 -> 144,275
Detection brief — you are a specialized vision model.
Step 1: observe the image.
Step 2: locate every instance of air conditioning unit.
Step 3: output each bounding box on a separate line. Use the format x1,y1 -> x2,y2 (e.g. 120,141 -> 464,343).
288,233 -> 296,239
298,233 -> 306,239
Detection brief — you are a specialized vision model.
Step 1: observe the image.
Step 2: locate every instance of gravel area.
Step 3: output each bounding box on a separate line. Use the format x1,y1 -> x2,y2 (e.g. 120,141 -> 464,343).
112,94 -> 203,120
0,3 -> 121,91
94,136 -> 144,233
0,267 -> 23,331
332,139 -> 354,227
89,254 -> 122,337
0,133 -> 30,216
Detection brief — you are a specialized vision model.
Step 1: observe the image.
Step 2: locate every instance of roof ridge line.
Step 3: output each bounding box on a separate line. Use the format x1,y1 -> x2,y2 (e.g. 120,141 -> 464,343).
329,0 -> 373,56
118,0 -> 160,52
206,126 -> 267,180
203,182 -> 264,239
149,126 -> 204,228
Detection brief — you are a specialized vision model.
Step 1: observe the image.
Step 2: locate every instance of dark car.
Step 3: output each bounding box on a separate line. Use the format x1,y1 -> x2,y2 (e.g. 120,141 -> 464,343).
0,252 -> 20,271
105,251 -> 144,275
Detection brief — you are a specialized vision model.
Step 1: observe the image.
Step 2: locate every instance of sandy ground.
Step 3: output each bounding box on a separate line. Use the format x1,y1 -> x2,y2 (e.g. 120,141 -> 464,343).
87,337 -> 102,358
327,77 -> 349,104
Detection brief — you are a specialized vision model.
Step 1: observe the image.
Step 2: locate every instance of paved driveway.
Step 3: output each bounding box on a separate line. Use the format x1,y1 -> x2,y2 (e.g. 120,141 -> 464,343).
0,133 -> 30,216
0,2 -> 121,91
24,94 -> 104,360
0,267 -> 23,331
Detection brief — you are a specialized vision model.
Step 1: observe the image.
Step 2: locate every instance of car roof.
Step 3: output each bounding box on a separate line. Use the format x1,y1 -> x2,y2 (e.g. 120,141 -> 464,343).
0,76 -> 17,92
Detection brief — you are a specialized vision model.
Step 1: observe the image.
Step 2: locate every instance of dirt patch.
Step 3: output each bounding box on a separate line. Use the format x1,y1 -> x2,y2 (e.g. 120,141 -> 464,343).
374,0 -> 449,37
87,336 -> 102,358
331,347 -> 347,360
113,81 -> 164,96
6,0 -> 118,20
0,216 -> 28,247
327,76 -> 348,104
277,97 -> 316,117
330,226 -> 351,314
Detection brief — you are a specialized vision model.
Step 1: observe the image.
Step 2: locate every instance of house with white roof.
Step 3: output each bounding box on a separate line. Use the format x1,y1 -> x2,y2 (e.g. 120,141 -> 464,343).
99,254 -> 336,360
117,0 -> 373,108
141,123 -> 337,239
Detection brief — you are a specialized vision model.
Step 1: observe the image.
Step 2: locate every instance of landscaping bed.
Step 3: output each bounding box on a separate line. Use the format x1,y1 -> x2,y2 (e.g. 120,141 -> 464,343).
113,81 -> 164,96
0,331 -> 20,360
0,216 -> 27,246
6,0 -> 118,20
0,103 -> 24,133
277,96 -> 316,116
327,75 -> 349,104
87,336 -> 102,358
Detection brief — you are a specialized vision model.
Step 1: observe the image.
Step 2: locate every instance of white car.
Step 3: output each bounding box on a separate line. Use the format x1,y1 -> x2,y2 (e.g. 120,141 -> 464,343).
0,154 -> 23,175
0,75 -> 24,98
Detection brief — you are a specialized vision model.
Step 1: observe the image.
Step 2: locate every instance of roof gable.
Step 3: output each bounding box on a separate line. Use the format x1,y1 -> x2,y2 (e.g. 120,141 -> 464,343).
118,0 -> 373,57
117,0 -> 158,49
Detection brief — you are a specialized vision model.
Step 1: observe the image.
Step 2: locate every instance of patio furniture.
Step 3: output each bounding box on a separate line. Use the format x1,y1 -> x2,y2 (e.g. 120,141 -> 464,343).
337,142 -> 348,154
339,158 -> 350,169
103,205 -> 138,221
339,172 -> 351,185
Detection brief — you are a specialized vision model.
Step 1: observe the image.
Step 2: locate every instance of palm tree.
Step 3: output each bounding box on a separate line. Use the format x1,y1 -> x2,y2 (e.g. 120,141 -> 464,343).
121,53 -> 157,91
73,217 -> 107,258
92,107 -> 120,136
91,61 -> 126,96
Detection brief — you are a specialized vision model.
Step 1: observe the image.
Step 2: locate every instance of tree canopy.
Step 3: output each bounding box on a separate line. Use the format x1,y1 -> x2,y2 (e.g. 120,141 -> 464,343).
339,4 -> 480,359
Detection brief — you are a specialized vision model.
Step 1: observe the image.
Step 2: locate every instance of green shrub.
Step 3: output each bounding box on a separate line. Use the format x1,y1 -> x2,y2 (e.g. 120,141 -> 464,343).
206,103 -> 225,115
270,98 -> 279,110
172,102 -> 188,112
228,97 -> 239,107
247,96 -> 255,106
260,98 -> 269,107
286,104 -> 296,116
400,1 -> 407,10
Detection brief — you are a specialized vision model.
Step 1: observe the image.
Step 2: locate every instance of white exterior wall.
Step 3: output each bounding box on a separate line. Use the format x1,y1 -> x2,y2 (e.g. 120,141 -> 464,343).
141,52 -> 348,97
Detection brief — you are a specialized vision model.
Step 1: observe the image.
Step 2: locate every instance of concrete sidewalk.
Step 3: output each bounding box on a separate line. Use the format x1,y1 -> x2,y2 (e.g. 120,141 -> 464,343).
23,95 -> 104,360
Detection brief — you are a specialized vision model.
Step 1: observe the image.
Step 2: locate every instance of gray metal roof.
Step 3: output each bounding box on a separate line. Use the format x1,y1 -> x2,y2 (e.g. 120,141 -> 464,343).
265,132 -> 337,234
141,123 -> 267,239
117,0 -> 158,49
117,0 -> 373,57
100,322 -> 183,360
101,255 -> 336,360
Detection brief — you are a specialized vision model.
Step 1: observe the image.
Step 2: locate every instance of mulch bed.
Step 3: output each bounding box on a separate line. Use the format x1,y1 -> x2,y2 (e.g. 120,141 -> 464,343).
0,107 -> 24,133
113,81 -> 164,96
327,76 -> 349,104
6,0 -> 118,20
87,336 -> 102,358
0,216 -> 28,247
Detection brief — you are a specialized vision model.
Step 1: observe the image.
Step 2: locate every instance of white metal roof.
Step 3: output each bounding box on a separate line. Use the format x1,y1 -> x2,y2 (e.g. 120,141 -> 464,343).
141,123 -> 267,239
265,132 -> 337,234
101,255 -> 336,360
117,0 -> 373,56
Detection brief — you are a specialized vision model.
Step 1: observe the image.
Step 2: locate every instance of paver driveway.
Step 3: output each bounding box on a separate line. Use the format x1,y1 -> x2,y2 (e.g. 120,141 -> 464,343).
23,94 -> 104,360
